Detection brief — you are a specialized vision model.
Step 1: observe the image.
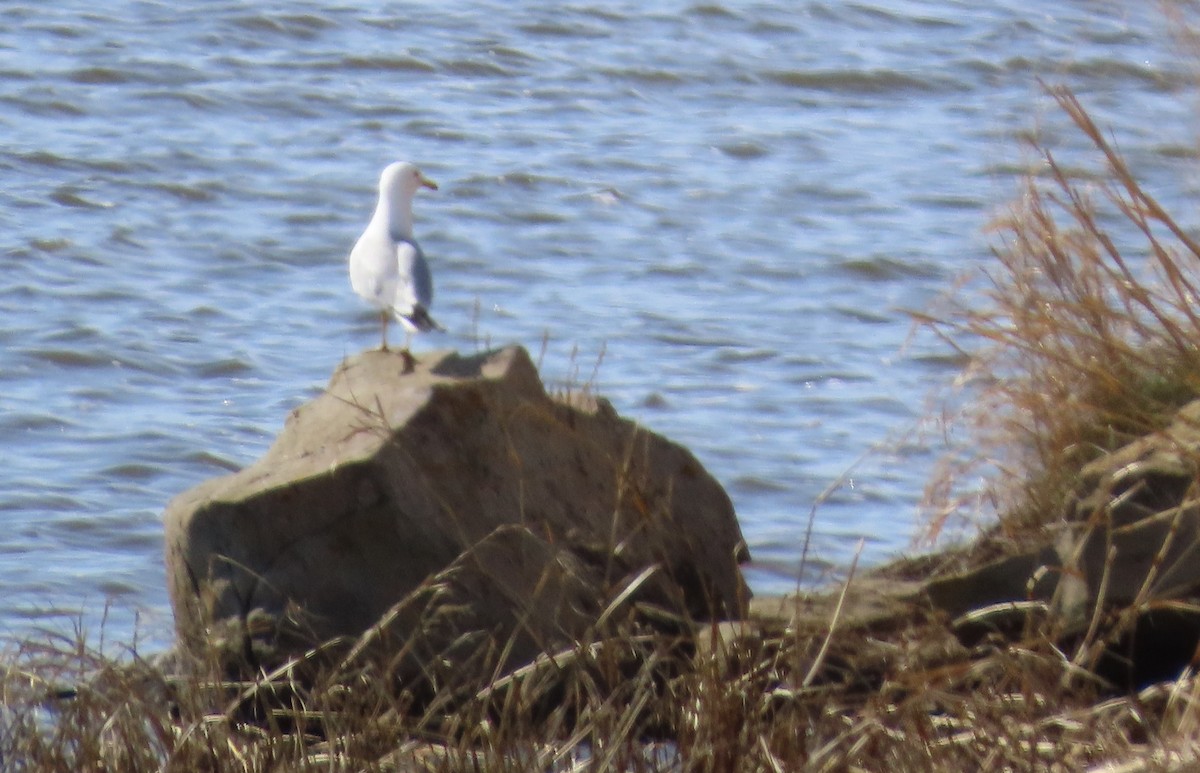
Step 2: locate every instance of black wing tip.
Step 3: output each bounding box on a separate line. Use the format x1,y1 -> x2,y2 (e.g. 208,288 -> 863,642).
405,305 -> 444,332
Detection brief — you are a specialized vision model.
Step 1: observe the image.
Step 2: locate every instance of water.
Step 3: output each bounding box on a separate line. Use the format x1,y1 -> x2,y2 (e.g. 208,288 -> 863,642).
1,1 -> 1195,649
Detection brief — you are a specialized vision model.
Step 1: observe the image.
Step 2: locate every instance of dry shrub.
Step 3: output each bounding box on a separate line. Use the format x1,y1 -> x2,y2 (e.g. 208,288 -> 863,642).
0,619 -> 747,771
922,84 -> 1200,540
4,560 -> 1199,771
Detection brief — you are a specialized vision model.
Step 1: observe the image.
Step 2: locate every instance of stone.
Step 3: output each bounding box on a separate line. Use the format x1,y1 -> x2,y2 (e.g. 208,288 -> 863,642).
1053,399 -> 1200,635
924,547 -> 1060,619
163,345 -> 751,677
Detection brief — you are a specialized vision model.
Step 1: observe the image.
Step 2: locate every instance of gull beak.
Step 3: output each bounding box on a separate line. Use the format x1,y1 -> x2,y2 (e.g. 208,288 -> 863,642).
419,173 -> 439,191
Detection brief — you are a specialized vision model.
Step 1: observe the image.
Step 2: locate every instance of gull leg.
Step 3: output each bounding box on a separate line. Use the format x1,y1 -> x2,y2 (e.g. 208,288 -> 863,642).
400,330 -> 415,372
379,312 -> 390,351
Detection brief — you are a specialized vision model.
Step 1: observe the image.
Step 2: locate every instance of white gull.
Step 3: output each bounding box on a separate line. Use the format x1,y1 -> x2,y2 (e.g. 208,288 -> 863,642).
348,161 -> 442,357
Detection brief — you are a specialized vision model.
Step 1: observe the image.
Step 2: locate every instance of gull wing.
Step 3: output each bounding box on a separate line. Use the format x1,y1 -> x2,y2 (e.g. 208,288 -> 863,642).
394,237 -> 434,316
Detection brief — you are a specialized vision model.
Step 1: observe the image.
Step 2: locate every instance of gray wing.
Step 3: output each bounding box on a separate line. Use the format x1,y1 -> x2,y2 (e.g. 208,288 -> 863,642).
393,237 -> 440,332
392,239 -> 432,308
408,240 -> 434,308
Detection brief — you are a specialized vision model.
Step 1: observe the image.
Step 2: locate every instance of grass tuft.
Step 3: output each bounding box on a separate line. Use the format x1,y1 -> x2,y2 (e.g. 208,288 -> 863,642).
13,557 -> 1200,772
921,83 -> 1200,541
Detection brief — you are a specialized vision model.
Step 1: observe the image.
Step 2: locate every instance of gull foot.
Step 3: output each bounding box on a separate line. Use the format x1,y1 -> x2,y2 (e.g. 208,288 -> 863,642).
400,349 -> 416,373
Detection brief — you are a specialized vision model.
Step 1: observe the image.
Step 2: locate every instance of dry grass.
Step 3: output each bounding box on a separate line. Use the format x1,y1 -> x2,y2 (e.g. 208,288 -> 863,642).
6,577 -> 1200,772
921,84 -> 1200,541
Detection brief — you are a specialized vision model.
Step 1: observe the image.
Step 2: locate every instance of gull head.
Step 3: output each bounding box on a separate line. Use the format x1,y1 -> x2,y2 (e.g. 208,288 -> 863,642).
379,161 -> 438,203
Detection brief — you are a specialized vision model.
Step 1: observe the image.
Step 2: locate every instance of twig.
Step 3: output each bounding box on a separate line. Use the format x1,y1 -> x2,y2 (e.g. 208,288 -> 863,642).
803,538 -> 864,688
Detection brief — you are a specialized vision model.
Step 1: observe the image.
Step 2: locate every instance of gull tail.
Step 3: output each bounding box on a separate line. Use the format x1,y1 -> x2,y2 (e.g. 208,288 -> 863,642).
404,304 -> 444,333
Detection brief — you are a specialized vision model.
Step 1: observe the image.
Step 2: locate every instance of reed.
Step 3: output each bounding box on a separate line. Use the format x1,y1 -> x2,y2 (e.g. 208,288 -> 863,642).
921,84 -> 1200,540
5,572 -> 1195,771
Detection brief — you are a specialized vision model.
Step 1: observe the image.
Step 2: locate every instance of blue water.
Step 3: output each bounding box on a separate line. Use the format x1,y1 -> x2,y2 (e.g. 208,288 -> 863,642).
1,1 -> 1195,649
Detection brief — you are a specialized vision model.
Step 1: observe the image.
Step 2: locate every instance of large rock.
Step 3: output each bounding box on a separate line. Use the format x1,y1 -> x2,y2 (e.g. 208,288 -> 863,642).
164,346 -> 750,677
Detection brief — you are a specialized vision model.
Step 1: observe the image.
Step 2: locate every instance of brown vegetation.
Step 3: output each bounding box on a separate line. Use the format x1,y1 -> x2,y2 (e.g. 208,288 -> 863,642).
3,563 -> 1198,771
921,85 -> 1200,542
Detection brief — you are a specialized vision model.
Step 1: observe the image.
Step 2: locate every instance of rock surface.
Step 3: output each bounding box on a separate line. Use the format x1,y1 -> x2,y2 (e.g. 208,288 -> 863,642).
922,398 -> 1200,687
1055,400 -> 1200,622
164,346 -> 750,677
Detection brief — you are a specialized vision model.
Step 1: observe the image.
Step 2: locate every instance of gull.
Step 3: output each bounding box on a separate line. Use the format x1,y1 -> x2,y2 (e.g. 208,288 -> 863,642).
349,161 -> 442,361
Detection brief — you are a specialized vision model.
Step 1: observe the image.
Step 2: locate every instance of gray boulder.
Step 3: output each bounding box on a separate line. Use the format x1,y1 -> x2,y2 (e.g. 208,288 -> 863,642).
163,346 -> 750,677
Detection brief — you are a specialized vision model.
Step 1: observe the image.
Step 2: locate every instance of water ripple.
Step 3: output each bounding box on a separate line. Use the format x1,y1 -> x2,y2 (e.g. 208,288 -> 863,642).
517,20 -> 610,38
0,412 -> 75,432
48,186 -> 112,210
100,463 -> 163,481
836,256 -> 943,280
229,13 -> 337,39
336,54 -> 438,73
67,66 -> 130,85
763,68 -> 964,94
1,95 -> 85,117
598,67 -> 688,86
193,357 -> 256,378
441,57 -> 517,78
26,348 -> 114,368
